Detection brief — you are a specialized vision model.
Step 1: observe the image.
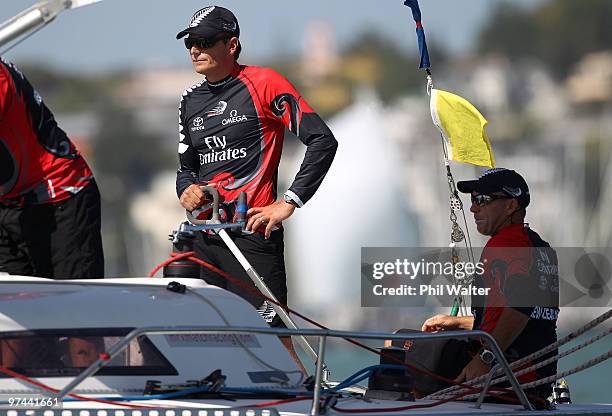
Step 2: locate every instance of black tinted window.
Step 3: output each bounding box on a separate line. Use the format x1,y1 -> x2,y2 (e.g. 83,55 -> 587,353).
0,328 -> 177,377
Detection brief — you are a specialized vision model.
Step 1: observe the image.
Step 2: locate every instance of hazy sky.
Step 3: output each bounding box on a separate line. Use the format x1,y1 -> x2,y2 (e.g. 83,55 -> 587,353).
0,0 -> 542,73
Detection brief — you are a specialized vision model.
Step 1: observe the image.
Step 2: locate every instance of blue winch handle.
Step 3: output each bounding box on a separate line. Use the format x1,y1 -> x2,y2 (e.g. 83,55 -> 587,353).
236,192 -> 247,223
186,185 -> 220,225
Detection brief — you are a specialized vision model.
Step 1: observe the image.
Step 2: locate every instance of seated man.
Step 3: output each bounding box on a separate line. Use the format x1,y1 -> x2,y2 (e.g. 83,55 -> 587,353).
67,337 -> 105,367
420,168 -> 560,400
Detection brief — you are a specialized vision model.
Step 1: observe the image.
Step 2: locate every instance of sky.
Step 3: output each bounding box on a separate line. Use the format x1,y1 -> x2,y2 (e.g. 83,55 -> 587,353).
0,0 -> 542,73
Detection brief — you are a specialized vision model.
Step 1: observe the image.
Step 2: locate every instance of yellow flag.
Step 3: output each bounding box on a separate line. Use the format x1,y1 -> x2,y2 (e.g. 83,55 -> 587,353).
430,89 -> 496,168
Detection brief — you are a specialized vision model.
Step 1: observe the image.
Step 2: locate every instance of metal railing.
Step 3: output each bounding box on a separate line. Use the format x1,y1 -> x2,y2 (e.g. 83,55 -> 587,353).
48,326 -> 533,414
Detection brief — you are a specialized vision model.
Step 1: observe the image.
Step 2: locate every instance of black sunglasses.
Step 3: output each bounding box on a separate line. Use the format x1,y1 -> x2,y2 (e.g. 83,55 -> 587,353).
184,36 -> 228,50
471,194 -> 513,207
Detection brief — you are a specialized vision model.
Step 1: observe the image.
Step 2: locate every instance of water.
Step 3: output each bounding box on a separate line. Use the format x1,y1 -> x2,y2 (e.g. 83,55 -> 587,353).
557,333 -> 611,404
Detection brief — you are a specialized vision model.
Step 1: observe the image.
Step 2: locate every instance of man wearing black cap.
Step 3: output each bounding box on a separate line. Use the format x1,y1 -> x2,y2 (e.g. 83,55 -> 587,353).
421,168 -> 559,400
174,6 -> 337,332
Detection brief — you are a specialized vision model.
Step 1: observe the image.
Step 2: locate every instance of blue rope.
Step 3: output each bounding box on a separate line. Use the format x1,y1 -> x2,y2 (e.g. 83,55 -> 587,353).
0,364 -> 412,405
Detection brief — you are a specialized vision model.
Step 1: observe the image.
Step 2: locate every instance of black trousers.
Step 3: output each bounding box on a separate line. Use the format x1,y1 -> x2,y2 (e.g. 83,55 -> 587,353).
194,229 -> 287,327
0,181 -> 104,279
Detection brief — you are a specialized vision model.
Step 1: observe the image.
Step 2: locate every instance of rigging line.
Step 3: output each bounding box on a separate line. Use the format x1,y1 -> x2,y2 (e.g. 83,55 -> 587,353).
456,349 -> 612,401
429,326 -> 612,400
437,131 -> 450,164
489,327 -> 611,389
460,201 -> 476,264
506,309 -> 612,370
519,349 -> 612,390
426,308 -> 612,398
437,130 -> 475,265
448,171 -> 476,265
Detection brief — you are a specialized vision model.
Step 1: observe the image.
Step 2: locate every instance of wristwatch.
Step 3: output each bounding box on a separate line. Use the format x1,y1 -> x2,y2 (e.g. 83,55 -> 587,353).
478,348 -> 495,365
283,193 -> 299,208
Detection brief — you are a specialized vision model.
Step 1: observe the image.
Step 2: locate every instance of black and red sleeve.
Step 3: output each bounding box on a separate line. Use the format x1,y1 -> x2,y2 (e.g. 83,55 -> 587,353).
176,92 -> 200,198
264,70 -> 337,206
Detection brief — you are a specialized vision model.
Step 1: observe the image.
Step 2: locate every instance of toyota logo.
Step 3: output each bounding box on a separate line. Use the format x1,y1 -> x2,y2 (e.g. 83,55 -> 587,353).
193,117 -> 204,127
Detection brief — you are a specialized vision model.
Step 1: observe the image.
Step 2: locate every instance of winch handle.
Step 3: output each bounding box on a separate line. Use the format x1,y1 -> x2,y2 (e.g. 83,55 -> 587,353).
236,192 -> 248,223
186,185 -> 220,225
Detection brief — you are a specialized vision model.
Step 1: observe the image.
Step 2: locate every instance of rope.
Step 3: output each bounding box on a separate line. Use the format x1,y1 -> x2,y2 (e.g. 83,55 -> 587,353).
455,349 -> 612,402
0,366 -> 158,409
425,308 -> 612,399
236,396 -> 311,409
492,327 -> 610,389
520,350 -> 612,390
330,389 -> 481,413
428,326 -> 612,400
147,251 -> 193,277
507,309 -> 612,370
149,253 -> 547,408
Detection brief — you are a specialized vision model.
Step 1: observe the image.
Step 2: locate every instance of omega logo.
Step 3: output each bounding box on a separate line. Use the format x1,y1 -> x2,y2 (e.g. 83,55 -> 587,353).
222,109 -> 247,126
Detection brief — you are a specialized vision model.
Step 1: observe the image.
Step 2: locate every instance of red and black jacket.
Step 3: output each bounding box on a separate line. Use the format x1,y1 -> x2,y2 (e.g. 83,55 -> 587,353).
176,64 -> 337,210
0,58 -> 93,205
472,223 -> 560,383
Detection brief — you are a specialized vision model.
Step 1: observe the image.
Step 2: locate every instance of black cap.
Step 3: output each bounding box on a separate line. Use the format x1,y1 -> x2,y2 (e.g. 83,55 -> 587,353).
176,6 -> 240,40
457,168 -> 530,208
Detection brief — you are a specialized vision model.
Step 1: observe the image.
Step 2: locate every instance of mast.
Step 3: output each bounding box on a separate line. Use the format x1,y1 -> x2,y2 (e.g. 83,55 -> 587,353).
0,0 -> 101,49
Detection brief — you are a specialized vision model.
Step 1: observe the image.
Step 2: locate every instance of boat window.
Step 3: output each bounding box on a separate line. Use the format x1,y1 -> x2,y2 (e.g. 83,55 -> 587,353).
0,328 -> 177,377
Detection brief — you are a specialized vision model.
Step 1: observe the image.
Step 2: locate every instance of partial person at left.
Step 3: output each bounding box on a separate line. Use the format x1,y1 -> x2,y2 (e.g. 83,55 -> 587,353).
0,57 -> 104,279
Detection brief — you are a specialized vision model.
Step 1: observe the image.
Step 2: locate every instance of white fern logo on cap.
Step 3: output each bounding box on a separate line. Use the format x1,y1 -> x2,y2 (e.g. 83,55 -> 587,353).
190,6 -> 215,28
480,167 -> 508,178
502,186 -> 522,197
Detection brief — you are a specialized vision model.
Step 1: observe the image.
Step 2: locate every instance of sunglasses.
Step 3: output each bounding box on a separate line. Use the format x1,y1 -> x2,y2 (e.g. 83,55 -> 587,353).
184,36 -> 227,50
471,194 -> 513,207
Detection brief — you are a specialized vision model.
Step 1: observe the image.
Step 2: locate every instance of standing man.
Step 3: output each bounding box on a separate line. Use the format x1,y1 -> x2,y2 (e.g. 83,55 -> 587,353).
0,57 -> 104,279
421,168 -> 559,401
175,5 -> 337,327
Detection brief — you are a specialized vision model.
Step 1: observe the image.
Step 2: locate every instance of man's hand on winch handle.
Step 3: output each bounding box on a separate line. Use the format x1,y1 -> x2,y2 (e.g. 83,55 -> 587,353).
246,199 -> 296,239
180,183 -> 212,212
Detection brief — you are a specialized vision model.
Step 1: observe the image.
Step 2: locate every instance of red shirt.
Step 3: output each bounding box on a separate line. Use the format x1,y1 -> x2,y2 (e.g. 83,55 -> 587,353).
472,223 -> 559,382
0,58 -> 93,205
176,64 -> 337,210
474,223 -> 531,333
